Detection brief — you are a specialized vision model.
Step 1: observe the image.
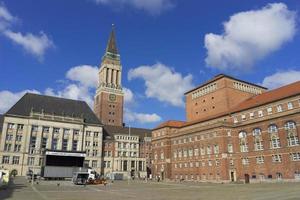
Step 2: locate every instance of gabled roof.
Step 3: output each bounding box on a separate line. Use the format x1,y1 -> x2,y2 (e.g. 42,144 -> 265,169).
5,93 -> 102,125
0,114 -> 4,133
185,74 -> 267,95
103,125 -> 151,141
230,80 -> 300,114
154,120 -> 186,130
158,80 -> 300,129
105,25 -> 118,55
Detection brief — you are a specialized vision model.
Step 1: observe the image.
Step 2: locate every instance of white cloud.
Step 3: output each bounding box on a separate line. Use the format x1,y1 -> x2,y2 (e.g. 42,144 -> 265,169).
66,65 -> 98,88
128,63 -> 194,107
93,0 -> 174,15
261,70 -> 300,89
124,108 -> 161,124
0,3 -> 15,31
0,4 -> 53,60
123,87 -> 134,105
0,63 -> 159,124
0,90 -> 40,113
205,3 -> 297,71
3,30 -> 54,60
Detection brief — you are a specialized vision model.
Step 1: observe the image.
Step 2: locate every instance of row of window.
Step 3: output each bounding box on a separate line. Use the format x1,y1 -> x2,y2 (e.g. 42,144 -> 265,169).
238,122 -> 299,152
117,142 -> 138,149
115,135 -> 139,141
234,99 -> 300,123
1,156 -> 43,166
117,151 -> 138,157
171,145 -> 220,160
174,160 -> 220,169
7,123 -> 24,130
172,132 -> 217,145
6,123 -> 101,137
241,153 -> 300,165
84,160 -> 98,168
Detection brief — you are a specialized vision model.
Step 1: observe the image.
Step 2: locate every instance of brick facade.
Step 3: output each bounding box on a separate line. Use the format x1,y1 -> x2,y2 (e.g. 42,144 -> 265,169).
152,74 -> 300,183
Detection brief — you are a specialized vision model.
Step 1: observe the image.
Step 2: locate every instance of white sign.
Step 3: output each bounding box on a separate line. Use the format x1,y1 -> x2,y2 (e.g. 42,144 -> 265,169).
46,151 -> 86,157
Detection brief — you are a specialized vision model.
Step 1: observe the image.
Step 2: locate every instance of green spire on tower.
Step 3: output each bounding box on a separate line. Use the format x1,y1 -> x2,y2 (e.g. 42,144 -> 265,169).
105,24 -> 118,55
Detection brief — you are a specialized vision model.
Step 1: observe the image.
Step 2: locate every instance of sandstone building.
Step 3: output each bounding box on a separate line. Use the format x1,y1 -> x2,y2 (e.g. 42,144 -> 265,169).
152,74 -> 300,182
0,93 -> 103,176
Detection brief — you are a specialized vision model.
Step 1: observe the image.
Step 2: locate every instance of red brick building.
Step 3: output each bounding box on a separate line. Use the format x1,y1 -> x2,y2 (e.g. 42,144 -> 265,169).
152,74 -> 300,182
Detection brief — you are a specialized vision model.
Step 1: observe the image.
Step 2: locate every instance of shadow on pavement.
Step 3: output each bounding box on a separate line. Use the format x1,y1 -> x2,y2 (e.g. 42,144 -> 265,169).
0,177 -> 27,200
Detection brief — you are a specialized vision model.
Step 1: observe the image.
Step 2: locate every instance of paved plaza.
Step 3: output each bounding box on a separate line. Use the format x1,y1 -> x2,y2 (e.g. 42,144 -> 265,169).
0,177 -> 300,200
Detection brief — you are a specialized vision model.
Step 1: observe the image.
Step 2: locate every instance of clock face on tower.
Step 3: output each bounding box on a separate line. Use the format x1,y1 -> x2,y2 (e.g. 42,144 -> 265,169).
109,94 -> 116,102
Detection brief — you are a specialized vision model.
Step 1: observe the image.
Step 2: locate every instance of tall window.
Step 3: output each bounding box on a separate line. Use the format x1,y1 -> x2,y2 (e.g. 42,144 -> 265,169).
62,139 -> 68,150
12,156 -> 20,165
253,128 -> 263,151
188,149 -> 193,157
239,131 -> 248,152
207,146 -> 212,155
42,137 -> 47,149
194,148 -> 199,156
52,138 -> 58,150
2,156 -> 10,164
270,135 -> 281,149
200,147 -> 205,155
285,121 -> 299,146
72,140 -> 78,151
287,102 -> 293,110
214,145 -> 219,154
277,104 -> 283,112
28,157 -> 35,165
228,144 -> 233,153
269,124 -> 280,149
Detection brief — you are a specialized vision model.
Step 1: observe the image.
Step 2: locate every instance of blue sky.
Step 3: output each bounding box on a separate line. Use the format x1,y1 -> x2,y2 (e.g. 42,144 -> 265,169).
1,0 -> 300,128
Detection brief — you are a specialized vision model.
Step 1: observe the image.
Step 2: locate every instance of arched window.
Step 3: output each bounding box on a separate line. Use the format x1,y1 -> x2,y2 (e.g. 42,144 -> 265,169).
268,124 -> 278,133
252,128 -> 262,136
239,131 -> 247,138
285,121 -> 296,130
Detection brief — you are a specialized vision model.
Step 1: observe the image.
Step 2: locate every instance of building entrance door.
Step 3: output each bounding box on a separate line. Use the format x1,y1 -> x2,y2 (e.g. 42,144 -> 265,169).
230,171 -> 235,182
245,174 -> 250,184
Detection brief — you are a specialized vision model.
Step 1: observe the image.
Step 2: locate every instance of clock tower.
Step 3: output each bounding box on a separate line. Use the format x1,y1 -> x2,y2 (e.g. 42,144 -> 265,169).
94,26 -> 124,126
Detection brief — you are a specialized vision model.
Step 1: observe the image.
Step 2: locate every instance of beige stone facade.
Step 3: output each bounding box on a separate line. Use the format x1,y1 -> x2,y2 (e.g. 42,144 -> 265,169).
0,111 -> 103,176
102,126 -> 151,179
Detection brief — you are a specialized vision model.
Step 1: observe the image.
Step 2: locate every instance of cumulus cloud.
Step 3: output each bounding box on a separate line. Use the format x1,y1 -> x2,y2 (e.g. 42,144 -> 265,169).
0,90 -> 40,113
3,30 -> 54,60
66,65 -> 98,88
0,63 -> 160,124
123,87 -> 134,105
93,0 -> 174,15
261,70 -> 300,89
0,4 -> 53,60
128,63 -> 194,107
124,108 -> 161,124
205,3 -> 297,71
